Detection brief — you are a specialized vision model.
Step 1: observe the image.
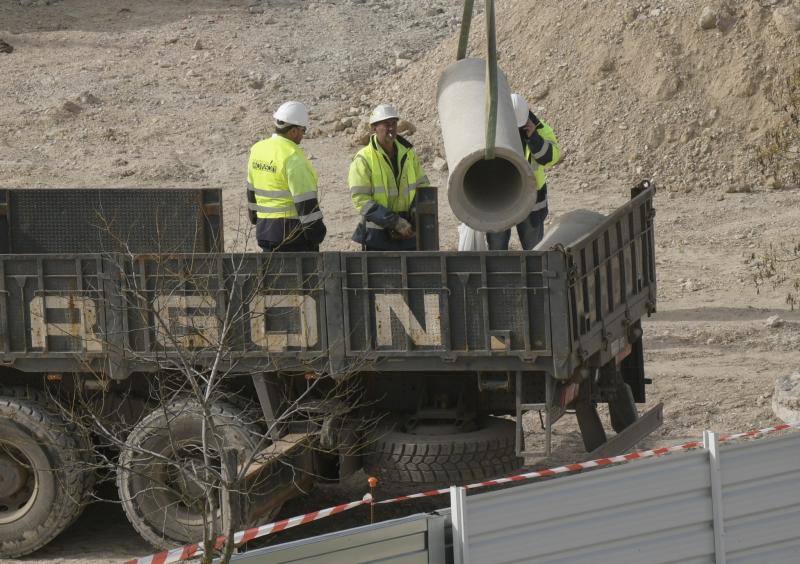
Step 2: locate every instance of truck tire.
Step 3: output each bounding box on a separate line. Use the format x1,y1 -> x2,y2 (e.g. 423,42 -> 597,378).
0,389 -> 93,558
117,400 -> 264,549
363,417 -> 521,484
608,383 -> 639,434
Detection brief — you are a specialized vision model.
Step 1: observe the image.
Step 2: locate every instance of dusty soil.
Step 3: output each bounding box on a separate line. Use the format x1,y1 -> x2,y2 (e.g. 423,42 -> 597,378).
1,0 -> 799,562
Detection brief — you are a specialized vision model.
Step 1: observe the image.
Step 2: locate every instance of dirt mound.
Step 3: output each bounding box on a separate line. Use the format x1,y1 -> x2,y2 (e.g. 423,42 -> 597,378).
373,0 -> 800,193
0,0 -> 465,191
2,2 -> 800,562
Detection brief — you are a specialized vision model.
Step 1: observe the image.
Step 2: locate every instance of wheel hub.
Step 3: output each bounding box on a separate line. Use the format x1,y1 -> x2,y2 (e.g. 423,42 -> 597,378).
0,453 -> 28,499
170,458 -> 210,508
0,444 -> 37,524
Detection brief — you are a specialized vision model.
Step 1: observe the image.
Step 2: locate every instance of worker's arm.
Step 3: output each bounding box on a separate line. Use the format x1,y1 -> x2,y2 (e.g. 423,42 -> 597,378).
286,154 -> 326,245
246,157 -> 258,225
349,154 -> 400,229
524,113 -> 561,169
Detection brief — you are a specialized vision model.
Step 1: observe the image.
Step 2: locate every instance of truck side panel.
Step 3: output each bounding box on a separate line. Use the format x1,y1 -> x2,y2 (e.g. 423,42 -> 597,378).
564,186 -> 656,371
340,252 -> 552,359
119,253 -> 329,361
0,255 -> 108,371
0,186 -> 656,379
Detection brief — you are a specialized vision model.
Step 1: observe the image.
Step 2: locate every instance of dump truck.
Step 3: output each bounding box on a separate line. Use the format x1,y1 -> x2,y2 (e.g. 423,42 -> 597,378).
0,179 -> 658,557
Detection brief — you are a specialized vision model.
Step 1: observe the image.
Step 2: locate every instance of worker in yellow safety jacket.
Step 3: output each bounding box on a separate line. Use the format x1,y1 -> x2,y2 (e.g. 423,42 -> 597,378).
348,104 -> 430,251
247,101 -> 326,252
486,93 -> 561,250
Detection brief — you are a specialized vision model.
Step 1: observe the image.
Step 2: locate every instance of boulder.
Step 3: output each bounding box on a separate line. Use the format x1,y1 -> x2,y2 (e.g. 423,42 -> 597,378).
774,6 -> 800,35
246,72 -> 264,89
350,120 -> 371,146
79,92 -> 102,106
765,315 -> 785,328
397,119 -> 416,136
62,101 -> 82,114
773,371 -> 800,423
699,7 -> 717,30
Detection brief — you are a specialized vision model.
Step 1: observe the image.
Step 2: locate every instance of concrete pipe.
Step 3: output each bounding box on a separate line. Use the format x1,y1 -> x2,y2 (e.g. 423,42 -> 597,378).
437,58 -> 536,233
533,209 -> 608,251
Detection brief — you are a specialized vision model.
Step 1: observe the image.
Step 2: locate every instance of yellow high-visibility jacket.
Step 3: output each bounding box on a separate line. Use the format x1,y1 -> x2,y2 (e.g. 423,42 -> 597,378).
523,115 -> 561,217
348,134 -> 430,250
247,134 -> 325,248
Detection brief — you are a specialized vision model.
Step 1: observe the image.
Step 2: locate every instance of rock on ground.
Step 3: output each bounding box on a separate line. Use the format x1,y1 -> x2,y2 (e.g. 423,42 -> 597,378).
773,371 -> 800,424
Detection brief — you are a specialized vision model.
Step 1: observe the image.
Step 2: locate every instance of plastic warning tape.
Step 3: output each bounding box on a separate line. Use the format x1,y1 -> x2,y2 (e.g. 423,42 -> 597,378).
126,420 -> 798,563
125,494 -> 372,564
376,420 -> 800,504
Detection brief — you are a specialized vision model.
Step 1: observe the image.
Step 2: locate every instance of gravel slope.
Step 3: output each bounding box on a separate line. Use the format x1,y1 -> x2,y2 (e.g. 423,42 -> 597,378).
1,1 -> 799,562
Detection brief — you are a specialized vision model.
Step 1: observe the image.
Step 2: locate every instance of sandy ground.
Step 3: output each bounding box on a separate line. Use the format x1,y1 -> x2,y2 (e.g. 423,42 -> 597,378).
2,0 -> 799,562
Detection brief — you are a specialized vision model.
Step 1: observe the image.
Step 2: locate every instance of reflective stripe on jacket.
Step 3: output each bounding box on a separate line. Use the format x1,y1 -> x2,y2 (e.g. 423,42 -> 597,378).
348,135 -> 430,250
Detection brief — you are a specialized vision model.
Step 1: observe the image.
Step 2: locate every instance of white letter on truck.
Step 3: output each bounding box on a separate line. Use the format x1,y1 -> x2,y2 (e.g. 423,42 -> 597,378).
153,295 -> 219,349
250,294 -> 318,352
375,293 -> 441,347
30,295 -> 103,352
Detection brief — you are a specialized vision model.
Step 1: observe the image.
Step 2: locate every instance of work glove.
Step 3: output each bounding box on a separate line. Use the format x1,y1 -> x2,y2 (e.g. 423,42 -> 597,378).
393,217 -> 415,240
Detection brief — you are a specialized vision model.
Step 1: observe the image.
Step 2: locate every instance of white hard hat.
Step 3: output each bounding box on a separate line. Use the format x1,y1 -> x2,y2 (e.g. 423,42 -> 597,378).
369,104 -> 400,125
510,93 -> 529,128
273,101 -> 310,128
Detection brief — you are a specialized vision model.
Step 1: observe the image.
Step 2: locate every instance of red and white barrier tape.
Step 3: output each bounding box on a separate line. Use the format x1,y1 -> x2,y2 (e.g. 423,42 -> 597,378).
127,420 -> 799,564
125,494 -> 372,564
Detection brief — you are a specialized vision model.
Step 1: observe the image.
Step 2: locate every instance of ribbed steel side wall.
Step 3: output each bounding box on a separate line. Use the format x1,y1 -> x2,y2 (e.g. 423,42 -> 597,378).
0,187 -> 656,380
228,513 -> 447,564
464,432 -> 800,563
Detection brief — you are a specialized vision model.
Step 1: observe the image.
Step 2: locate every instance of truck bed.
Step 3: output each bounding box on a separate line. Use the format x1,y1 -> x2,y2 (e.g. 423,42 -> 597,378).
0,186 -> 655,381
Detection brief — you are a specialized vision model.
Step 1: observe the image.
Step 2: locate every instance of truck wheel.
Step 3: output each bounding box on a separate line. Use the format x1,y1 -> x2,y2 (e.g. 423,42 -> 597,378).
0,389 -> 92,558
117,400 -> 265,549
364,417 -> 521,484
608,383 -> 639,434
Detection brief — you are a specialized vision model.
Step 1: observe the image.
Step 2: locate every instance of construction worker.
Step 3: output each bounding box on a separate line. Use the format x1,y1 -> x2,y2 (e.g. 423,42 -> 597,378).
348,104 -> 430,251
486,93 -> 561,250
246,101 -> 326,252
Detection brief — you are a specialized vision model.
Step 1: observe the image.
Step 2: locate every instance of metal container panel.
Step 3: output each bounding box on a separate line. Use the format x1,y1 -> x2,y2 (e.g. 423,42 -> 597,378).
564,186 -> 656,369
0,188 -> 223,254
464,450 -> 716,564
457,432 -> 800,564
0,189 -> 656,376
117,253 -> 328,363
0,255 -> 109,362
727,538 -> 800,564
227,513 -> 446,564
340,252 -> 551,359
720,433 -> 800,562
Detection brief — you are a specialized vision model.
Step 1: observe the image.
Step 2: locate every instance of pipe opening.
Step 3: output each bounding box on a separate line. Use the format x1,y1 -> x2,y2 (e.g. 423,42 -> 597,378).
462,158 -> 523,213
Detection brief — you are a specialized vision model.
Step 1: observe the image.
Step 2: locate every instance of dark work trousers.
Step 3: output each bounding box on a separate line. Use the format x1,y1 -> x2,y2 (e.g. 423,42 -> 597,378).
486,209 -> 545,251
258,239 -> 319,252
